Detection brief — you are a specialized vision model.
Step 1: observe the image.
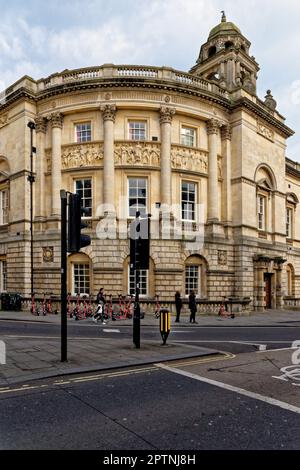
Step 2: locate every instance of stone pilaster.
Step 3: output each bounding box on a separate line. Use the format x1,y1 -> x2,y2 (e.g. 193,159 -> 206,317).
221,124 -> 232,226
35,116 -> 47,222
160,107 -> 175,209
206,118 -> 221,223
101,104 -> 116,214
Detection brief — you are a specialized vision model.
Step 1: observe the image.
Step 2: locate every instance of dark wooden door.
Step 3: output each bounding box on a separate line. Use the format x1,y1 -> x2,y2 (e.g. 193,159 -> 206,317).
264,273 -> 272,309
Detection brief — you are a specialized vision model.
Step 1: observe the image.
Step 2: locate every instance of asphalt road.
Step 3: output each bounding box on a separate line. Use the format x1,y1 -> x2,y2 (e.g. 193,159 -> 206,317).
1,319 -> 300,354
1,360 -> 300,450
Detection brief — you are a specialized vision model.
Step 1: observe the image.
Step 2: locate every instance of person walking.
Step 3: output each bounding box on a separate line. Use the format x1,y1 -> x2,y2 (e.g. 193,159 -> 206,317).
175,291 -> 182,323
94,288 -> 106,323
189,290 -> 197,324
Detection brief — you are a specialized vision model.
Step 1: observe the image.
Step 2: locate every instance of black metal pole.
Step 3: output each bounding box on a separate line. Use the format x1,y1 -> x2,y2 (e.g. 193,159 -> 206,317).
133,212 -> 141,349
27,121 -> 36,297
133,266 -> 141,349
61,190 -> 68,362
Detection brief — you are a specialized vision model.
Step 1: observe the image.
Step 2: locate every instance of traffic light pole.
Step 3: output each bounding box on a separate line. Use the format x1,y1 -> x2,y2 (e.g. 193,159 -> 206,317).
61,190 -> 68,362
133,212 -> 141,349
133,264 -> 141,349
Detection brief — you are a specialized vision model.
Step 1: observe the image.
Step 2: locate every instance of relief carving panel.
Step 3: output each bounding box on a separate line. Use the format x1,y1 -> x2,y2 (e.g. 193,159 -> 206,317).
171,146 -> 208,173
114,142 -> 160,166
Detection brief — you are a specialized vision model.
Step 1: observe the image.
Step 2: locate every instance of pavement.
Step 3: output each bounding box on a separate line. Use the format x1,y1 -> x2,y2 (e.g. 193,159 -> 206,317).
0,308 -> 300,388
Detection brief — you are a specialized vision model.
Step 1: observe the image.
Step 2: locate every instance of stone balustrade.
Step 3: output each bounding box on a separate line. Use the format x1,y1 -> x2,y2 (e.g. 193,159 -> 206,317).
24,64 -> 229,99
18,296 -> 251,315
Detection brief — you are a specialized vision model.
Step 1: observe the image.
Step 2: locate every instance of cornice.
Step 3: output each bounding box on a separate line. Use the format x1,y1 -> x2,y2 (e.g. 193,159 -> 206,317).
286,164 -> 300,179
0,76 -> 294,140
232,97 -> 294,138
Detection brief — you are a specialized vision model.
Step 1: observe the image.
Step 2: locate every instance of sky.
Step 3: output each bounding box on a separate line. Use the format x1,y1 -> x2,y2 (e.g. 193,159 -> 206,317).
0,0 -> 299,159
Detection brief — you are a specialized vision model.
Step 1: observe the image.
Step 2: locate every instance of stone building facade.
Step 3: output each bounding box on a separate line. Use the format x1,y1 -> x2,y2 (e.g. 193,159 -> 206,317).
0,14 -> 298,311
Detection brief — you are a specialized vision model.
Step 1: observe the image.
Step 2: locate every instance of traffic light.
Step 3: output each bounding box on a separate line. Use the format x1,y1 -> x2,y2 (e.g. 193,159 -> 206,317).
68,193 -> 91,253
130,216 -> 150,270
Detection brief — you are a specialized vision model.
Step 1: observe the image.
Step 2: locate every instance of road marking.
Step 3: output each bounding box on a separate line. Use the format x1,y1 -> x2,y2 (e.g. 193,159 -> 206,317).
155,363 -> 300,415
165,353 -> 235,368
257,347 -> 296,353
0,385 -> 41,394
103,329 -> 120,333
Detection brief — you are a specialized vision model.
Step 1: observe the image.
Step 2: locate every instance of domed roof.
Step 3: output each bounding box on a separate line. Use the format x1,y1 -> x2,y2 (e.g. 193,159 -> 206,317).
208,12 -> 241,39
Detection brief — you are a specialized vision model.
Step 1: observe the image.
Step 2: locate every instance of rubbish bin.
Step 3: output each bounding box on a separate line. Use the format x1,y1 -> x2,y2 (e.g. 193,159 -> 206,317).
0,293 -> 22,311
1,293 -> 10,310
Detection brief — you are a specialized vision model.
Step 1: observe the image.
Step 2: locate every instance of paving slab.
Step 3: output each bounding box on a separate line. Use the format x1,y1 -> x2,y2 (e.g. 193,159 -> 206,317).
0,335 -> 218,387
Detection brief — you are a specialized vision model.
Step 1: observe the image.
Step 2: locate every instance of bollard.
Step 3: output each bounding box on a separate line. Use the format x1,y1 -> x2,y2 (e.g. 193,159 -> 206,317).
160,308 -> 171,345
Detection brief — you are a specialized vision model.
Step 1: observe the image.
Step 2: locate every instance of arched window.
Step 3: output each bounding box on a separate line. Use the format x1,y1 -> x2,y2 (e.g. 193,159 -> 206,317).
184,255 -> 207,298
68,253 -> 92,296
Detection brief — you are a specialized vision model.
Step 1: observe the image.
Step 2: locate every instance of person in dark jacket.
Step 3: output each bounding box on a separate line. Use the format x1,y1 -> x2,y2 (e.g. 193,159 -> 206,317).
175,291 -> 183,323
188,291 -> 197,324
96,288 -> 105,305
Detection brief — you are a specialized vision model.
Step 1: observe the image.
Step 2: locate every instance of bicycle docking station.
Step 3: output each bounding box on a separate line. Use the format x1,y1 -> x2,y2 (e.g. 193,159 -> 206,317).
160,309 -> 171,346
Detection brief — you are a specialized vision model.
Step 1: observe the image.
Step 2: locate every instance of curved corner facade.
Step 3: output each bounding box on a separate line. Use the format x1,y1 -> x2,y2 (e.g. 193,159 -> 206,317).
0,17 -> 298,311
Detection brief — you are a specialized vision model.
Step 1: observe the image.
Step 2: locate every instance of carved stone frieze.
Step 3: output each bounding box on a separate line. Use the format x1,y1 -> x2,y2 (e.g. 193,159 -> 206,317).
45,142 -> 104,172
257,120 -> 274,142
61,143 -> 104,169
114,142 -> 160,166
171,146 -> 208,173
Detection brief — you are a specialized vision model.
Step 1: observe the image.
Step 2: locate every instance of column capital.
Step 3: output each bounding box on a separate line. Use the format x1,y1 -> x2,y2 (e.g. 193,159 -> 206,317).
159,106 -> 176,124
206,118 -> 222,135
221,124 -> 232,141
48,112 -> 64,129
35,116 -> 48,134
101,104 -> 117,122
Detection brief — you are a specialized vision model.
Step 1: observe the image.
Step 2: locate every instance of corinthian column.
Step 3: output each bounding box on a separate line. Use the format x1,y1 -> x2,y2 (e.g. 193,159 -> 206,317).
49,112 -> 63,217
206,118 -> 221,222
101,104 -> 116,213
160,107 -> 175,209
221,124 -> 232,224
35,116 -> 47,221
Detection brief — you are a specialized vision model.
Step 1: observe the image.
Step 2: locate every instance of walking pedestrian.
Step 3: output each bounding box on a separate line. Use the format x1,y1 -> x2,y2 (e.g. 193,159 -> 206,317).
94,288 -> 106,323
175,291 -> 182,323
189,290 -> 198,324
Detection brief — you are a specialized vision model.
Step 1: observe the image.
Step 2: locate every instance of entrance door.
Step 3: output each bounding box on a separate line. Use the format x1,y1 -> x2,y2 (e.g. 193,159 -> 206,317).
264,273 -> 272,309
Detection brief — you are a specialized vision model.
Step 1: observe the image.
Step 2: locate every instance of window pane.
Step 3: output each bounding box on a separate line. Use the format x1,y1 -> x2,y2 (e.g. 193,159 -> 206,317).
128,178 -> 147,216
75,179 -> 92,217
73,264 -> 90,295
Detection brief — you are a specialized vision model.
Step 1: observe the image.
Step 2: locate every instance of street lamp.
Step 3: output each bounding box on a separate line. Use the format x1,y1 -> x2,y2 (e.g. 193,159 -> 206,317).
27,121 -> 36,297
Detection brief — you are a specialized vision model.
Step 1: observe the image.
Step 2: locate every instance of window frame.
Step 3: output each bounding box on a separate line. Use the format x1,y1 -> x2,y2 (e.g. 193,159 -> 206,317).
180,125 -> 197,147
0,189 -> 9,226
181,181 -> 197,222
0,259 -> 7,292
128,120 -> 147,141
257,194 -> 267,232
74,178 -> 93,219
128,265 -> 148,298
127,177 -> 148,218
286,206 -> 293,239
72,263 -> 90,296
74,122 -> 92,143
185,265 -> 200,297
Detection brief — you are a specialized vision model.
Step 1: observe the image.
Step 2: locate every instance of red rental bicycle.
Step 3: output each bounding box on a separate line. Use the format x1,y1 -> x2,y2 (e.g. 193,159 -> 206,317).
30,293 -> 40,316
